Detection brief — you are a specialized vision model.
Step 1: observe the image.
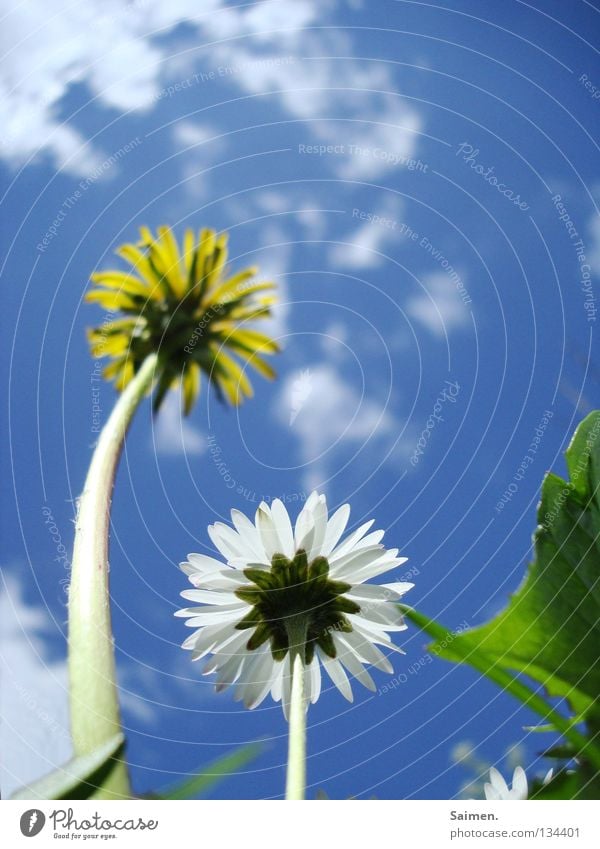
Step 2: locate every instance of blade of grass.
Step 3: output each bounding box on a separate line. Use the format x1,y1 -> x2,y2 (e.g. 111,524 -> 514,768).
151,743 -> 262,800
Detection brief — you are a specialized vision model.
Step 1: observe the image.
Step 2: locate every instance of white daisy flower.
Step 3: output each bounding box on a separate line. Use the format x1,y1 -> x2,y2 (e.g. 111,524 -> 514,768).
484,766 -> 553,800
175,491 -> 412,716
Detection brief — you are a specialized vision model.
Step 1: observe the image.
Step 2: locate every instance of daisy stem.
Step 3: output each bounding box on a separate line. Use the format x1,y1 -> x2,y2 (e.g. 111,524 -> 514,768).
285,618 -> 308,800
285,654 -> 306,800
68,352 -> 159,799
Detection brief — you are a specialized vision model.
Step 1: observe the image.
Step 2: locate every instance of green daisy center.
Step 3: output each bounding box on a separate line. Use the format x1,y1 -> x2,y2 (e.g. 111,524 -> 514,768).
234,549 -> 360,663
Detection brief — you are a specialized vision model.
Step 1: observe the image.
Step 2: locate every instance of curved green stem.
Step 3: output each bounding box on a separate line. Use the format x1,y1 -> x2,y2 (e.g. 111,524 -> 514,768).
68,352 -> 159,799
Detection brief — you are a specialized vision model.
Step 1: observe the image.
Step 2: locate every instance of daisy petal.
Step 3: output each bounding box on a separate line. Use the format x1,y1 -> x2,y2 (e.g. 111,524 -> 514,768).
184,553 -> 230,573
336,631 -> 394,673
306,655 -> 322,704
489,767 -> 510,798
256,502 -> 283,559
484,783 -> 502,801
512,766 -> 528,799
294,493 -> 318,549
240,646 -> 277,709
230,509 -> 267,561
321,503 -> 351,556
184,620 -> 238,654
348,554 -> 409,583
319,651 -> 354,702
180,588 -> 240,605
334,635 -> 376,692
305,497 -> 328,561
329,520 -> 375,562
270,499 -> 295,558
207,523 -> 245,560
328,546 -> 386,580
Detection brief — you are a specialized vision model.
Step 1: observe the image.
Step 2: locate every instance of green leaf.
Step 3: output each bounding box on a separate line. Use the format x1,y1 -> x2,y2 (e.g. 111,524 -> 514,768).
10,733 -> 125,800
402,411 -> 600,769
542,744 -> 577,760
150,743 -> 261,800
530,769 -> 600,800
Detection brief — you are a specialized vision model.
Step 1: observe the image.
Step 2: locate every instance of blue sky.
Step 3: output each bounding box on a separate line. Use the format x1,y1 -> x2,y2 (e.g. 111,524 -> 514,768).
1,0 -> 599,799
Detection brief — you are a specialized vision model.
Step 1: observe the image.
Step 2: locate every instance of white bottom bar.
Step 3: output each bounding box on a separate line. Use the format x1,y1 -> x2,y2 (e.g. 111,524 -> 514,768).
1,800 -> 598,848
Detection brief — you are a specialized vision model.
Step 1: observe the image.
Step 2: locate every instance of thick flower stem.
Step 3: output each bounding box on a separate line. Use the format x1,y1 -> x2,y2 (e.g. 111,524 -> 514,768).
68,352 -> 159,799
285,653 -> 307,800
285,617 -> 308,800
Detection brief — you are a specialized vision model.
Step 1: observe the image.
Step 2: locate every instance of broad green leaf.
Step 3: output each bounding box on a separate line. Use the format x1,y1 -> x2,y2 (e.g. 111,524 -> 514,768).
402,410 -> 600,770
150,743 -> 261,800
429,412 -> 600,711
10,733 -> 125,800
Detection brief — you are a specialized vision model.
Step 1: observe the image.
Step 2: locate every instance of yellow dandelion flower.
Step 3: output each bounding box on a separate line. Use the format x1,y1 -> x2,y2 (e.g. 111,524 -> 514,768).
86,225 -> 280,413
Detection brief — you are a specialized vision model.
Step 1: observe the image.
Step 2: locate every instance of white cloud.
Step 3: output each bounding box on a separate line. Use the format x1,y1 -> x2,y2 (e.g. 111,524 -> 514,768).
0,566 -> 224,797
0,567 -> 220,797
152,392 -> 206,456
250,222 -> 293,343
0,572 -> 72,798
254,190 -> 290,214
329,199 -> 404,269
0,1 -> 162,172
320,321 -> 349,360
2,1 -> 422,180
172,121 -> 218,149
205,22 -> 421,179
274,364 -> 394,488
296,206 -> 328,238
0,0 -> 240,173
406,273 -> 471,337
0,0 -> 309,173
